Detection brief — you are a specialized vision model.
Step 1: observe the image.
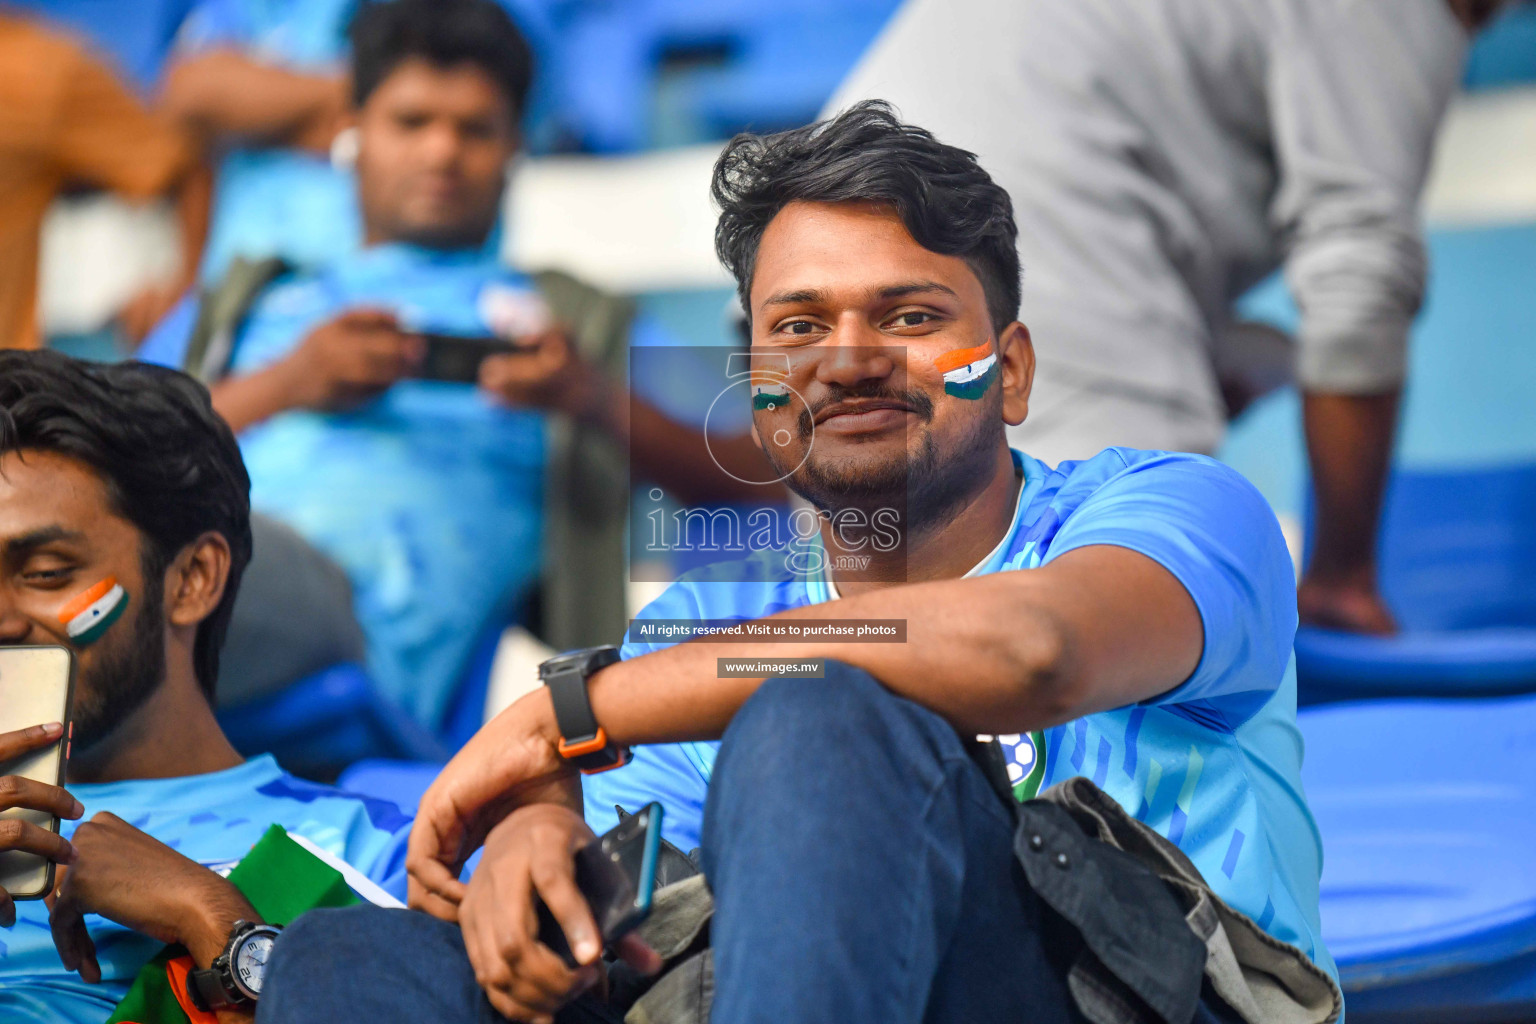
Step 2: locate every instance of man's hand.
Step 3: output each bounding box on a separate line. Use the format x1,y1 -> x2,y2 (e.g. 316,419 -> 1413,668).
47,812 -> 259,983
280,309 -> 425,413
0,722 -> 82,928
209,308 -> 424,432
461,805 -> 600,1023
461,805 -> 662,1024
478,331 -> 610,421
408,688 -> 579,921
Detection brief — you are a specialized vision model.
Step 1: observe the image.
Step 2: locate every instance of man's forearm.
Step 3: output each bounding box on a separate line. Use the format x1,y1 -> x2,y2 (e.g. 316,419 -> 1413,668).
1300,390 -> 1398,585
174,162 -> 212,287
587,579 -> 1063,744
585,546 -> 1201,744
163,51 -> 346,153
210,363 -> 300,433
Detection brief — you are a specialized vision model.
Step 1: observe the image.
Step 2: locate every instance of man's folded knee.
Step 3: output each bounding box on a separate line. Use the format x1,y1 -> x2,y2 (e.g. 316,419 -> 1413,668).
723,660 -> 961,768
273,905 -> 386,964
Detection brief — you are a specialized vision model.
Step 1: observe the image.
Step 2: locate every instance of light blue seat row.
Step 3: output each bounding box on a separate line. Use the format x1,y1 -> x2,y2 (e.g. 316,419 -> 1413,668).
1300,694 -> 1536,1021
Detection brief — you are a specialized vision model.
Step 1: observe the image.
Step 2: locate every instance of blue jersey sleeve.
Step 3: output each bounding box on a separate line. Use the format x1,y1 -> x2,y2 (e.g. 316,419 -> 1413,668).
583,742 -> 712,854
360,821 -> 413,902
1042,452 -> 1297,712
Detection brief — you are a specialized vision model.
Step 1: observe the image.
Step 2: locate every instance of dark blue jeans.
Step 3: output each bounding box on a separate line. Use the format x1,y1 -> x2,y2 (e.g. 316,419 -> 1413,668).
261,665 -> 1232,1023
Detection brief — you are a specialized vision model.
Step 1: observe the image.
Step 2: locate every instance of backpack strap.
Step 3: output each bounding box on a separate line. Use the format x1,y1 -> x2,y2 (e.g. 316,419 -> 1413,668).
533,269 -> 637,652
181,256 -> 291,384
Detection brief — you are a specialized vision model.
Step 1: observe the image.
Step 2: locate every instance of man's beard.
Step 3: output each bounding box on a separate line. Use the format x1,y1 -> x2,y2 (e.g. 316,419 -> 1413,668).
70,574 -> 166,753
762,383 -> 1005,537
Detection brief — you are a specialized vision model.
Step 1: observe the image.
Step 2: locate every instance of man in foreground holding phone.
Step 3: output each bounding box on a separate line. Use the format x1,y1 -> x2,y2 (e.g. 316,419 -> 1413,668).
0,351 -> 411,1024
261,104 -> 1338,1024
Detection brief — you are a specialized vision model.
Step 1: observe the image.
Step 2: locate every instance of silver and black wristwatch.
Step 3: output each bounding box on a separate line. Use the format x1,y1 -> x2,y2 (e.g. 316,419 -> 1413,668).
186,919 -> 283,1011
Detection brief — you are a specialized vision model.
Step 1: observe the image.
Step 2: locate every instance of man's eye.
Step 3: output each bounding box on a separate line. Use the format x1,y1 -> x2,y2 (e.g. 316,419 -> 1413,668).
23,567 -> 73,584
891,312 -> 934,328
783,321 -> 818,335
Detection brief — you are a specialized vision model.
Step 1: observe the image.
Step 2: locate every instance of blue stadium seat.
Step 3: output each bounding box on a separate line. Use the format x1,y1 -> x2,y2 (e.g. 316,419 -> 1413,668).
7,0 -> 195,92
549,0 -> 899,150
678,13 -> 894,137
1301,695 -> 1536,1021
1294,463 -> 1536,704
219,663 -> 447,779
220,625 -> 505,777
1464,3 -> 1536,91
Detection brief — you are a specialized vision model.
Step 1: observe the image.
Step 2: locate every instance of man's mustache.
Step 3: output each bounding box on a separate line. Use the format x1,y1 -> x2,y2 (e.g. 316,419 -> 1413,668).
796,384 -> 935,439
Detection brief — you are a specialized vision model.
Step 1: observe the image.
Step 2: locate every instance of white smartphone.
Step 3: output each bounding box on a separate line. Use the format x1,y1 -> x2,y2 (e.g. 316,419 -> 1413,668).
0,646 -> 76,900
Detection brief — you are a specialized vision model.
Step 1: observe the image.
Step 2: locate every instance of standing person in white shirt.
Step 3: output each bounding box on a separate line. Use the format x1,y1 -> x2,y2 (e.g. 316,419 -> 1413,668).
828,0 -> 1511,634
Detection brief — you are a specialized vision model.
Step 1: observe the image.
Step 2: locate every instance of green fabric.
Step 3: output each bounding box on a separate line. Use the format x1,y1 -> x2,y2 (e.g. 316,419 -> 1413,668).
106,825 -> 360,1024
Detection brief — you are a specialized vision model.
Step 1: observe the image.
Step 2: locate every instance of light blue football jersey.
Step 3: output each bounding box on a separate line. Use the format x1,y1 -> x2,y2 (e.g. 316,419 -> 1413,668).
0,755 -> 411,1024
585,447 -> 1337,982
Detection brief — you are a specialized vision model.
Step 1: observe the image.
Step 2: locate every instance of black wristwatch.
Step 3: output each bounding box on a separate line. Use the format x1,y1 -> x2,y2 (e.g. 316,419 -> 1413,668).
539,645 -> 629,773
186,919 -> 283,1011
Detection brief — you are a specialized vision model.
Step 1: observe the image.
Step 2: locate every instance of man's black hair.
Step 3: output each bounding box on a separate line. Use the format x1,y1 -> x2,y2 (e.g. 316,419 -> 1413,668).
0,351 -> 252,698
713,100 -> 1021,334
350,0 -> 535,119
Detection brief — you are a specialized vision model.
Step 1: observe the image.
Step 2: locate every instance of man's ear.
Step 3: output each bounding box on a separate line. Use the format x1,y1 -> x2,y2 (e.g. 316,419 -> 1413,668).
165,532 -> 233,630
997,321 -> 1035,427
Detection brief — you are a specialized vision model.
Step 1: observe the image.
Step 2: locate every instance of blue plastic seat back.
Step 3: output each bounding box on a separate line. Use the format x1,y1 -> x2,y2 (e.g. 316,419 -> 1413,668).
218,663 -> 447,779
1371,463 -> 1536,633
220,622 -> 505,777
1300,695 -> 1536,1016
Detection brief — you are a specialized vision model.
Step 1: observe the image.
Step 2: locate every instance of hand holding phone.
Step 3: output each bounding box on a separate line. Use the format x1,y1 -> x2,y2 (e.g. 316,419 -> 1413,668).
455,802 -> 664,1023
0,646 -> 82,921
535,801 -> 664,967
416,333 -> 528,384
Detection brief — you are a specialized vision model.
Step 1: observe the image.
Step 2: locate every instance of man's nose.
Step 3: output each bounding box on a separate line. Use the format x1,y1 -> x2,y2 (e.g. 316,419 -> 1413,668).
0,594 -> 36,645
813,316 -> 897,389
421,123 -> 465,168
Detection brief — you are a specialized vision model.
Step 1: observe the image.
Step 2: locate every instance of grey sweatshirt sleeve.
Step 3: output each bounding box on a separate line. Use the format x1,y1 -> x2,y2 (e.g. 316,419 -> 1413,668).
1269,0 -> 1468,392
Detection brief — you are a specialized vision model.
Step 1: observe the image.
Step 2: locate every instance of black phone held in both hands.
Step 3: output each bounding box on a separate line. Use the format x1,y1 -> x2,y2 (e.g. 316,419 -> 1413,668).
536,802 -> 665,967
0,645 -> 76,901
415,333 -> 528,384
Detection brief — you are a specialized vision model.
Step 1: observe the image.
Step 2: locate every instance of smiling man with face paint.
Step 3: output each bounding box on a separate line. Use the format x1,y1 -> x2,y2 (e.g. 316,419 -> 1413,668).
260,103 -> 1333,1024
0,351 -> 414,1024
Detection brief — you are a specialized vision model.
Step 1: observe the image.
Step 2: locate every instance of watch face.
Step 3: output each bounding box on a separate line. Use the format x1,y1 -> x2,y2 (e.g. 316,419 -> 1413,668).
233,932 -> 276,997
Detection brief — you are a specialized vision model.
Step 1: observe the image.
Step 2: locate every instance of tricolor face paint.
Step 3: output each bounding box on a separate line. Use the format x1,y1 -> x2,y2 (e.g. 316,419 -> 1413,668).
752,382 -> 791,412
57,577 -> 129,647
935,343 -> 999,400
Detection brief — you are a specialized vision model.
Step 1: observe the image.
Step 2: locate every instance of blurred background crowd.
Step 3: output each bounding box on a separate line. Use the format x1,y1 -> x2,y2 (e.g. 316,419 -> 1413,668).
2,0 -> 1535,1018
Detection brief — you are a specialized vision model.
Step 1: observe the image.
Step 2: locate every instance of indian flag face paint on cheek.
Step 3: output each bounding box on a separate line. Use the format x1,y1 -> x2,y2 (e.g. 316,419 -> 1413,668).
752,378 -> 791,412
57,577 -> 129,647
935,343 -> 1000,400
